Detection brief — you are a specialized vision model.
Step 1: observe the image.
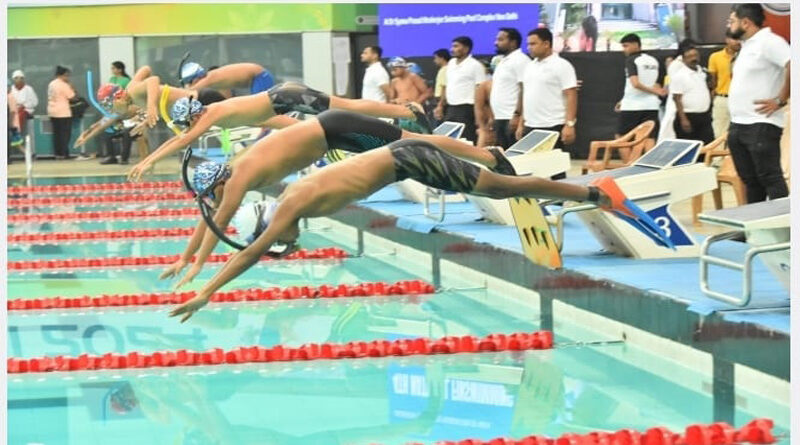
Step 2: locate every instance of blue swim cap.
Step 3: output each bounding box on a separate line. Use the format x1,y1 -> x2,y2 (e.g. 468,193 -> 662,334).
387,57 -> 408,68
180,62 -> 207,85
170,97 -> 204,128
192,161 -> 229,199
407,62 -> 423,76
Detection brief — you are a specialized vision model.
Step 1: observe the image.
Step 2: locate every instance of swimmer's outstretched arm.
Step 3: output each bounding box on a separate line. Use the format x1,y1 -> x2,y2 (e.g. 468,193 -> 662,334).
128,111 -> 219,181
170,199 -> 302,322
74,116 -> 121,148
160,219 -> 208,281
173,181 -> 248,289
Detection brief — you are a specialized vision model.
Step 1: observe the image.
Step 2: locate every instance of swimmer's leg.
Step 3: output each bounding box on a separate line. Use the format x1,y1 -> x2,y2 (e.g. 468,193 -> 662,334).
472,169 -> 595,203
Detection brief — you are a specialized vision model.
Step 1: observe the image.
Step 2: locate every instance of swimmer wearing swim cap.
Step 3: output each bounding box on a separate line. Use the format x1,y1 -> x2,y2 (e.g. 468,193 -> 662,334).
180,61 -> 276,95
128,82 -> 434,182
161,109 -> 515,290
169,137 -> 628,322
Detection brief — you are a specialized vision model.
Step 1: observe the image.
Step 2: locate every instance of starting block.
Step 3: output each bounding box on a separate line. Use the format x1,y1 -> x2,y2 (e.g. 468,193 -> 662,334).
699,197 -> 790,306
551,139 -> 717,259
510,197 -> 563,268
394,122 -> 469,221
467,130 -> 570,225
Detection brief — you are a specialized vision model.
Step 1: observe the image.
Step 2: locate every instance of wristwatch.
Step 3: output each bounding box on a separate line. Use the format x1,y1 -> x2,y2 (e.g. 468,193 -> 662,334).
775,97 -> 788,107
565,119 -> 577,127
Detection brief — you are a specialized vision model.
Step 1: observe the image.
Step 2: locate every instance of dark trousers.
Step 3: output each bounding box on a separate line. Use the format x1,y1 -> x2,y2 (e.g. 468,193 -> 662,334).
103,130 -> 132,162
50,117 -> 73,158
493,119 -> 516,149
727,122 -> 788,203
673,111 -> 714,145
444,104 -> 477,145
520,124 -> 568,180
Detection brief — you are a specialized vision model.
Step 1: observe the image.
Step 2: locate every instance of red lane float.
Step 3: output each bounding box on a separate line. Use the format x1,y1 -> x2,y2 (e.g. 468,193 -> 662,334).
8,280 -> 435,311
8,191 -> 194,208
8,181 -> 183,195
7,247 -> 349,272
386,418 -> 776,445
8,227 -> 235,245
8,207 -> 201,224
6,331 -> 553,374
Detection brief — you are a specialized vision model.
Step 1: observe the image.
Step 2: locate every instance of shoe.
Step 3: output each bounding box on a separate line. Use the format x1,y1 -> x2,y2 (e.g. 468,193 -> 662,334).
488,147 -> 517,176
75,154 -> 92,161
100,157 -> 119,165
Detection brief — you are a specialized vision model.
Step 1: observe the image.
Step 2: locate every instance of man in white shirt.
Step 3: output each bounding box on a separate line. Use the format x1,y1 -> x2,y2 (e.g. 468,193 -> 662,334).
670,43 -> 714,145
489,27 -> 528,148
435,36 -> 486,145
360,45 -> 391,103
727,3 -> 790,203
615,33 -> 665,143
10,70 -> 38,137
515,28 -> 578,155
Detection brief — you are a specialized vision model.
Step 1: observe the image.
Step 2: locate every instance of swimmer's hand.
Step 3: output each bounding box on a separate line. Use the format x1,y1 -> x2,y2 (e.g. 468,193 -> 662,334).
173,264 -> 201,291
159,258 -> 189,280
169,292 -> 210,323
128,160 -> 155,182
146,106 -> 159,128
130,121 -> 148,137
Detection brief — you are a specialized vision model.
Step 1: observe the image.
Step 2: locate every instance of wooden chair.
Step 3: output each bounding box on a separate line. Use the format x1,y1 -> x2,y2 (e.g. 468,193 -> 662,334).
581,120 -> 656,174
691,133 -> 747,225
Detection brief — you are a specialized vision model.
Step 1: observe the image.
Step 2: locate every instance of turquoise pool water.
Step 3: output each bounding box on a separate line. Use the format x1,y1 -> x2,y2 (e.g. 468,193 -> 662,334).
7,176 -> 790,445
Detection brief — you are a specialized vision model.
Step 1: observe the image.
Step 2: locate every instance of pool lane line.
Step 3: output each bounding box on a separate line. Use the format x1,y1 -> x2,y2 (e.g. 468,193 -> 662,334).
8,279 -> 435,311
8,207 -> 201,224
8,226 -> 236,245
7,331 -> 554,374
8,181 -> 184,195
369,418 -> 778,445
7,247 -> 349,273
9,191 -> 195,208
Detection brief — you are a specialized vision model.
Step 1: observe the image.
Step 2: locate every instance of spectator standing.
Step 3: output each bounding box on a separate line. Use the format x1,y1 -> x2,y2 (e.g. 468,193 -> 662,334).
435,36 -> 486,144
615,33 -> 665,145
109,61 -> 131,89
707,30 -> 741,138
515,28 -> 579,151
360,46 -> 391,103
47,65 -> 76,159
10,70 -> 38,137
489,27 -> 528,149
727,3 -> 790,203
388,57 -> 430,104
432,49 -> 450,102
671,44 -> 714,145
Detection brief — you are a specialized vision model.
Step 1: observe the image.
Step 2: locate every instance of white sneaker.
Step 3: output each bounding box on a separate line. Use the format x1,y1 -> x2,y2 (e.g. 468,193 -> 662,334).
75,154 -> 92,161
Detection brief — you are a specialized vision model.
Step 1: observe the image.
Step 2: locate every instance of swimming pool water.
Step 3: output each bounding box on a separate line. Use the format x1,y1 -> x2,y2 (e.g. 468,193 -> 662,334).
6,175 -> 790,445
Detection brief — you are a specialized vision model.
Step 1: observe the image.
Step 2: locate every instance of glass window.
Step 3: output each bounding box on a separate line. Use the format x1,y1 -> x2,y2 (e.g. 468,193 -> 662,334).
8,38 -> 100,116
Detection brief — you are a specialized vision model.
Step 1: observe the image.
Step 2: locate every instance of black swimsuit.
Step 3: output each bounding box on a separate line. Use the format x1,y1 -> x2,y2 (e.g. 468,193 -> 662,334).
388,139 -> 481,194
316,109 -> 403,153
267,82 -> 331,115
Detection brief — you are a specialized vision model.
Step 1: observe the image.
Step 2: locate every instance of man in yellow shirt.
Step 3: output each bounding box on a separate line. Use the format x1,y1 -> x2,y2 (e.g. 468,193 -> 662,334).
707,30 -> 741,138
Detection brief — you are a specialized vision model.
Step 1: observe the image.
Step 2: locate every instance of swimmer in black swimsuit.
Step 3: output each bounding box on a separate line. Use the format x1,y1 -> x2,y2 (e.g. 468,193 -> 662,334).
162,110 -> 513,289
128,82 -> 432,181
169,138 -> 623,322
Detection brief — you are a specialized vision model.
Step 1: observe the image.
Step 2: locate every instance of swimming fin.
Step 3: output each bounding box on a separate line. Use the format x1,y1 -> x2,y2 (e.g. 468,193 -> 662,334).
590,176 -> 676,250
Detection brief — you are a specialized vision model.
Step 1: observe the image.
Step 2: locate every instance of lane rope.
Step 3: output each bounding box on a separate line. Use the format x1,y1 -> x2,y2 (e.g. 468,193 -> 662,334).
7,247 -> 349,272
8,280 -> 435,311
7,331 -> 554,373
